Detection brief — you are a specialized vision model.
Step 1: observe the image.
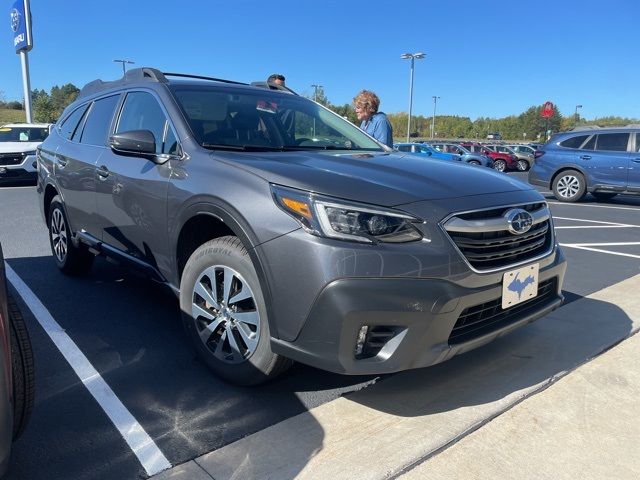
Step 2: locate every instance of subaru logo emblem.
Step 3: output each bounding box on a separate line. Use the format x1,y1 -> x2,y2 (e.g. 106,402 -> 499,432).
10,8 -> 20,32
505,208 -> 533,235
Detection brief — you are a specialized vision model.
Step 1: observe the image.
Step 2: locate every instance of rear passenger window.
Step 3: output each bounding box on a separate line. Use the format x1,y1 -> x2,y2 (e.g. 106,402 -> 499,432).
80,95 -> 120,146
560,135 -> 589,149
116,92 -> 167,154
636,133 -> 640,152
596,133 -> 629,152
59,104 -> 89,140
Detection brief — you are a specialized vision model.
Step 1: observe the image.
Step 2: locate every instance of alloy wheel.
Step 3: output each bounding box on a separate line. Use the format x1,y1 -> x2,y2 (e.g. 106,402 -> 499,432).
50,209 -> 68,263
191,265 -> 260,364
557,175 -> 581,199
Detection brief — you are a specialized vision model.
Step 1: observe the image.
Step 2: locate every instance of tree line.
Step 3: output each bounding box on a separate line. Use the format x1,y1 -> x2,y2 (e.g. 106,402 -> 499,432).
3,84 -> 637,141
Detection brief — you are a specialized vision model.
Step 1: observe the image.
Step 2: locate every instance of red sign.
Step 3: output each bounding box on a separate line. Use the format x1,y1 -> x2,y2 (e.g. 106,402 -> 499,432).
540,101 -> 555,119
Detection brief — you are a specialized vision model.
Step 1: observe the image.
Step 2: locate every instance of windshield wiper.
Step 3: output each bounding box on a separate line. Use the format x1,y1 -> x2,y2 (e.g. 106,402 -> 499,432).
202,143 -> 287,152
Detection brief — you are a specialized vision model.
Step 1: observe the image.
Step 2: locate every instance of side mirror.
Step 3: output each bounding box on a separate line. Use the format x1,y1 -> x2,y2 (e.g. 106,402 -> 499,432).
427,151 -> 432,156
109,130 -> 156,157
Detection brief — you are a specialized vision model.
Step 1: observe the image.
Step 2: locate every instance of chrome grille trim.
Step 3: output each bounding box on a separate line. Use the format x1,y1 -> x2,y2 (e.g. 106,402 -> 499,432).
439,202 -> 555,273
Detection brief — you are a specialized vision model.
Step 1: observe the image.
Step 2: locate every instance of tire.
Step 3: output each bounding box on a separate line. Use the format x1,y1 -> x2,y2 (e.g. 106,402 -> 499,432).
552,169 -> 586,202
180,236 -> 292,386
516,159 -> 530,172
48,196 -> 94,275
591,192 -> 618,201
8,295 -> 35,440
468,160 -> 480,166
493,159 -> 507,172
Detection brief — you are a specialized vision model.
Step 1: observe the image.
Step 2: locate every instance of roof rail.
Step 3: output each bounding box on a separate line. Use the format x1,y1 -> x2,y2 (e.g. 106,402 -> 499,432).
162,72 -> 247,86
251,81 -> 299,96
78,67 -> 168,99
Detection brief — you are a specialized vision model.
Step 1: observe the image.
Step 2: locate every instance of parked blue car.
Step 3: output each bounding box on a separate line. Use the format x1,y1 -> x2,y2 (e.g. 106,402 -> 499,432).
393,143 -> 461,162
528,126 -> 640,202
428,142 -> 493,168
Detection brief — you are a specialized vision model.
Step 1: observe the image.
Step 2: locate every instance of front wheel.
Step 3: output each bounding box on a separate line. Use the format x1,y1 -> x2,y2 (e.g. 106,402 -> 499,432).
180,236 -> 292,386
493,159 -> 507,172
48,196 -> 94,275
552,169 -> 586,202
516,159 -> 530,171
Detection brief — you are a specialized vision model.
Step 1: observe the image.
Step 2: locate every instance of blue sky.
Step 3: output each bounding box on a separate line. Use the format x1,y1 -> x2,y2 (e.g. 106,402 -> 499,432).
2,0 -> 638,120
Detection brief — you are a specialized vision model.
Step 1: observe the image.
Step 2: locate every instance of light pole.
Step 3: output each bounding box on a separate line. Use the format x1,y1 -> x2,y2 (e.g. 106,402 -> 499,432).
401,52 -> 425,142
311,84 -> 323,103
114,59 -> 135,75
574,104 -> 583,127
431,95 -> 440,139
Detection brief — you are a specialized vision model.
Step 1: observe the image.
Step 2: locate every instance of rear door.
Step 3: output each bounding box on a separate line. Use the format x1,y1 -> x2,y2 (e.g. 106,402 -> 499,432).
580,132 -> 630,188
95,90 -> 178,275
54,96 -> 120,237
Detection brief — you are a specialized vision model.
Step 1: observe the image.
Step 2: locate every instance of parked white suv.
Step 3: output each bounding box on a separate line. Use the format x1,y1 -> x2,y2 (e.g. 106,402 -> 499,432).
0,123 -> 53,185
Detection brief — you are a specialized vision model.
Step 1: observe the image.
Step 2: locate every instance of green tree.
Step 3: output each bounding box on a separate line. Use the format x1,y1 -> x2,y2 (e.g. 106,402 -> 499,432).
33,94 -> 57,123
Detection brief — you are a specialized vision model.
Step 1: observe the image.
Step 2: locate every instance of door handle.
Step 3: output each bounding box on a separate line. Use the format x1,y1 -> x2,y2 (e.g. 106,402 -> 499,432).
580,155 -> 591,160
633,158 -> 640,163
96,165 -> 110,180
56,157 -> 68,167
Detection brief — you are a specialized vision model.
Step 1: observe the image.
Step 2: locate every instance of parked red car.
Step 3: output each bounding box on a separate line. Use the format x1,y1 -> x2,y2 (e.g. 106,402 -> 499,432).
460,142 -> 517,172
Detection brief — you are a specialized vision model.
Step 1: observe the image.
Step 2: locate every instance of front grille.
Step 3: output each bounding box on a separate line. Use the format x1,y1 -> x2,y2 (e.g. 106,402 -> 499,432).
0,153 -> 24,166
443,203 -> 553,271
448,278 -> 557,345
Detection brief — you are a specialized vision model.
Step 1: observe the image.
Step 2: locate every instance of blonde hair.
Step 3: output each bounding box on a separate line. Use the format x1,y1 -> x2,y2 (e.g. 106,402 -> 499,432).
353,90 -> 380,116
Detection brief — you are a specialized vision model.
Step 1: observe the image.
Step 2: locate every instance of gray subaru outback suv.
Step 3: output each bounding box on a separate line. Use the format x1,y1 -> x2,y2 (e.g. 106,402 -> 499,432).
36,68 -> 566,385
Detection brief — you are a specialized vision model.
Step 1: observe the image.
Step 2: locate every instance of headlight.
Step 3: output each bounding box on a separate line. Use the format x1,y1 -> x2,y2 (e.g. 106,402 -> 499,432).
272,185 -> 424,243
23,150 -> 37,157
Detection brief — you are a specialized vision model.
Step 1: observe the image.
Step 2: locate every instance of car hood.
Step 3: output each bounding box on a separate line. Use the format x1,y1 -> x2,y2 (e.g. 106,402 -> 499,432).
212,150 -> 534,206
0,142 -> 41,153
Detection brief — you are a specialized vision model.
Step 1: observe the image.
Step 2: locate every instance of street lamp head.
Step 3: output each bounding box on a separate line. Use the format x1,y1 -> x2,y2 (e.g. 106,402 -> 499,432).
576,104 -> 583,108
401,52 -> 426,60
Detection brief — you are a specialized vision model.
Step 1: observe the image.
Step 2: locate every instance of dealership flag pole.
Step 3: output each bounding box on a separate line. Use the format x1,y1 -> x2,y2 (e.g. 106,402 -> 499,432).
10,0 -> 34,123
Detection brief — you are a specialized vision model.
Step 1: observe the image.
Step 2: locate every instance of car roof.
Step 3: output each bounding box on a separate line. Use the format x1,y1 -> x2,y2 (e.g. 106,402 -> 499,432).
77,67 -> 297,101
1,123 -> 53,127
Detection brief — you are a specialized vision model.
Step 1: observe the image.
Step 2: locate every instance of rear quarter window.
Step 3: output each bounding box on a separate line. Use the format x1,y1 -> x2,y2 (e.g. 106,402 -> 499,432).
559,135 -> 589,149
59,104 -> 90,141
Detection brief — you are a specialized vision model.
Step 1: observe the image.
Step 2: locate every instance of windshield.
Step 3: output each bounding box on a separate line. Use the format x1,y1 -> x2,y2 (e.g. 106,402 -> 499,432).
0,126 -> 49,143
170,86 -> 383,152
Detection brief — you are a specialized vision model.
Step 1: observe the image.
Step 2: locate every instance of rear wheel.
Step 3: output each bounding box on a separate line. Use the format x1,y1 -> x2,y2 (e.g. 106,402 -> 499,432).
591,192 -> 618,201
493,159 -> 507,172
48,196 -> 94,275
8,295 -> 35,440
516,159 -> 530,172
468,160 -> 480,166
180,236 -> 292,385
552,169 -> 586,202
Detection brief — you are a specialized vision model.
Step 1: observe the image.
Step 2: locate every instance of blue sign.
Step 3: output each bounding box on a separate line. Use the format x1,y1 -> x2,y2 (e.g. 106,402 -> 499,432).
10,0 -> 32,53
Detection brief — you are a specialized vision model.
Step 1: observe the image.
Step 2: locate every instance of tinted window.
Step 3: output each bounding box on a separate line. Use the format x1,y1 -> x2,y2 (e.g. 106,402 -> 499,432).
59,105 -> 89,140
0,127 -> 49,142
596,133 -> 629,152
116,92 -> 168,154
637,133 -> 640,152
581,135 -> 595,150
560,135 -> 589,149
163,126 -> 179,155
80,95 -> 120,146
397,145 -> 410,152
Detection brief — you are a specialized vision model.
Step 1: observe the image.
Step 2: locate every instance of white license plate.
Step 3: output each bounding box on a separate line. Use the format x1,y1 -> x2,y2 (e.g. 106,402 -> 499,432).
502,263 -> 539,309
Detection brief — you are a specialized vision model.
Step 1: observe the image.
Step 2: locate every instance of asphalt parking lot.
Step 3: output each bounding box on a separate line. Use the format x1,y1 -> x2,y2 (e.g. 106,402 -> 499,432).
0,172 -> 638,479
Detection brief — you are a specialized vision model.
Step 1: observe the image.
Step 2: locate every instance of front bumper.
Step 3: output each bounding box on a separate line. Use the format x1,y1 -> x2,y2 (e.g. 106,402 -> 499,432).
0,154 -> 37,184
271,247 -> 567,375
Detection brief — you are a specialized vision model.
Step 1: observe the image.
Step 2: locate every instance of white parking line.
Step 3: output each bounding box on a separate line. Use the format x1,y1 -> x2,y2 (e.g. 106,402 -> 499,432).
548,201 -> 640,212
559,244 -> 640,259
4,263 -> 171,476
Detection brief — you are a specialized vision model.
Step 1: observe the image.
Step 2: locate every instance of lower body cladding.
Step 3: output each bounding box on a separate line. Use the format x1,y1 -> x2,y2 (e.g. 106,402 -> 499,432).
271,248 -> 567,375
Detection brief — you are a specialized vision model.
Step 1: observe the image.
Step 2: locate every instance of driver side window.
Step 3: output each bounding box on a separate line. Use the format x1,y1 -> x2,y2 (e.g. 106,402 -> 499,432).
117,92 -> 177,155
